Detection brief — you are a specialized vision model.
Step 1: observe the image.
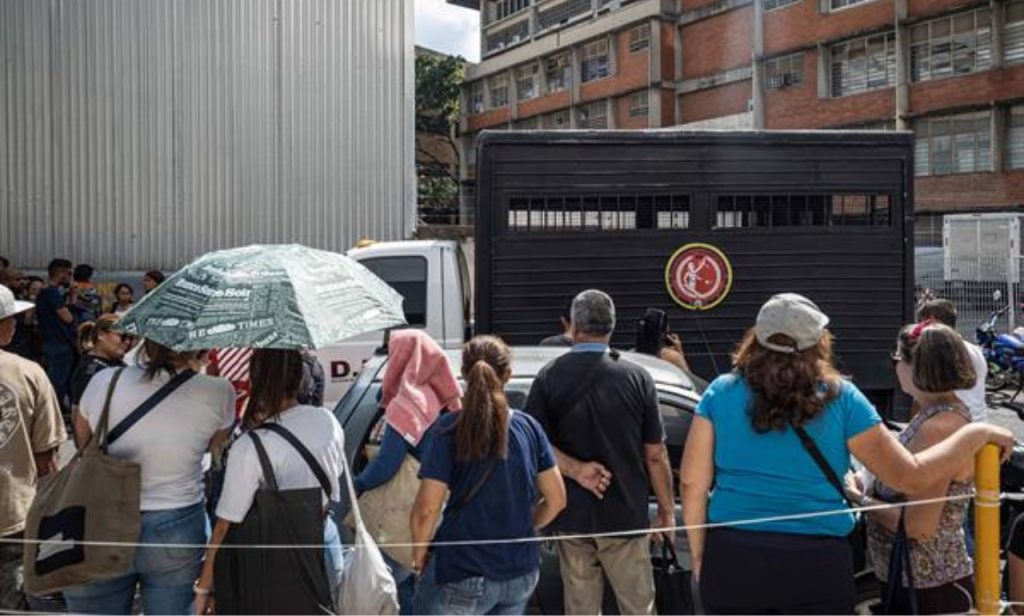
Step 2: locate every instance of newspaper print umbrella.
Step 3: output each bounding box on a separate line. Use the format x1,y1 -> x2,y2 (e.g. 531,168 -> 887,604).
116,244 -> 406,350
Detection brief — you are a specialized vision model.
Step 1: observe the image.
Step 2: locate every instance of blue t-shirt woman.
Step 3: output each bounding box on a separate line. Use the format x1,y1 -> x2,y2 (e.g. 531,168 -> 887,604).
410,336 -> 567,616
680,293 -> 1013,615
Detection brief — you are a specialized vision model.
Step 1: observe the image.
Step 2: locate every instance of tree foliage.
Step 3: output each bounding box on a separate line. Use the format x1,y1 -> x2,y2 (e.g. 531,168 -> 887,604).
416,53 -> 464,136
416,52 -> 464,220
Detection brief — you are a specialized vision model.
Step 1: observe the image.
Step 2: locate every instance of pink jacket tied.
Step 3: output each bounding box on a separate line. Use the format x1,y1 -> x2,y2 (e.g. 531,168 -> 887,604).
382,330 -> 463,445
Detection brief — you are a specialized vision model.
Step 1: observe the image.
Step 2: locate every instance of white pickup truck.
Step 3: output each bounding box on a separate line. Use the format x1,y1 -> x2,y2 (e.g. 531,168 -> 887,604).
317,239 -> 472,408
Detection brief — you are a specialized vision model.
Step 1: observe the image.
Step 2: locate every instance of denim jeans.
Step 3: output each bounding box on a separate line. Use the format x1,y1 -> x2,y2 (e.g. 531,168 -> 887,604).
415,558 -> 539,616
64,502 -> 208,615
383,553 -> 416,615
42,342 -> 75,412
324,517 -> 344,600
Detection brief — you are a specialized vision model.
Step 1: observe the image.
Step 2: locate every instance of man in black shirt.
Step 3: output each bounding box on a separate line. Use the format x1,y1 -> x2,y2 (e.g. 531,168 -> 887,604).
538,297 -> 573,347
525,289 -> 673,616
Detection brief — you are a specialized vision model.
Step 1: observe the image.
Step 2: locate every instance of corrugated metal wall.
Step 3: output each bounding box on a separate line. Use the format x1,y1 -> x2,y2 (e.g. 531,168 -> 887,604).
1,0 -> 416,270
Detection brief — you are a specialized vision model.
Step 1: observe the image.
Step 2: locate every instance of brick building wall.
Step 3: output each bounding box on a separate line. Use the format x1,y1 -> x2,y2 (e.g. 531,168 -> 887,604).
454,0 -> 1023,219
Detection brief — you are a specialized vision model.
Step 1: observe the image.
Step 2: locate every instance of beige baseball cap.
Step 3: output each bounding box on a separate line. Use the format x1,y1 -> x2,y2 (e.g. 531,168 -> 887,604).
755,293 -> 830,353
0,285 -> 33,320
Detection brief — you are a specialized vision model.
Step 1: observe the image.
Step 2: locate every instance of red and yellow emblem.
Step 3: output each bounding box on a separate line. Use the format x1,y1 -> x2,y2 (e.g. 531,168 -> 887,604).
665,243 -> 733,311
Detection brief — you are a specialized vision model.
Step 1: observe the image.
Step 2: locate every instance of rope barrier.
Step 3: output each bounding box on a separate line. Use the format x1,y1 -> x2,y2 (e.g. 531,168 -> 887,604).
0,492 -> 986,551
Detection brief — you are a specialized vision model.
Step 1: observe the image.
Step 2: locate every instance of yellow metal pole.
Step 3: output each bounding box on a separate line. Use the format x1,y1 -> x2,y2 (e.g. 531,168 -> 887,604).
975,443 -> 1001,615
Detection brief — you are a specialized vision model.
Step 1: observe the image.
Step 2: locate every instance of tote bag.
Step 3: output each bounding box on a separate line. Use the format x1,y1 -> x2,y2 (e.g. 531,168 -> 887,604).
336,454 -> 399,616
214,428 -> 334,615
22,369 -> 140,595
343,453 -> 420,569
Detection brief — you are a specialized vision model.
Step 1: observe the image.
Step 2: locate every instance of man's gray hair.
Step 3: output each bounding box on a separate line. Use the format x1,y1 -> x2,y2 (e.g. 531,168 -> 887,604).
571,290 -> 616,336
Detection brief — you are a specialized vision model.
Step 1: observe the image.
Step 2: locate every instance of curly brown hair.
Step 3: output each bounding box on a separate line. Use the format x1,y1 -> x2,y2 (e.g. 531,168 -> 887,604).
733,328 -> 842,432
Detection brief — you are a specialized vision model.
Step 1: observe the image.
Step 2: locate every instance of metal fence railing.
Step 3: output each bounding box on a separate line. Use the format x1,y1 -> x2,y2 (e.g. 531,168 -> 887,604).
915,251 -> 1023,339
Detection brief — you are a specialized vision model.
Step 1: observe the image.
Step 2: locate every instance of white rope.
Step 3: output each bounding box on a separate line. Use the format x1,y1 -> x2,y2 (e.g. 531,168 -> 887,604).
0,492 -> 979,551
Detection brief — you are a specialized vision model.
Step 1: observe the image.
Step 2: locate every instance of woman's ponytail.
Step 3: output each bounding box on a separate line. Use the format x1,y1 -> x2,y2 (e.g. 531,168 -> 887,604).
456,336 -> 511,462
77,314 -> 119,353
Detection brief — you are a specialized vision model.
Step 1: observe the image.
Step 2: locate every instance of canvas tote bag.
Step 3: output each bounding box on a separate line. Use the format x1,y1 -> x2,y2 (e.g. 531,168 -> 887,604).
343,453 -> 420,569
337,453 -> 399,615
22,368 -> 141,595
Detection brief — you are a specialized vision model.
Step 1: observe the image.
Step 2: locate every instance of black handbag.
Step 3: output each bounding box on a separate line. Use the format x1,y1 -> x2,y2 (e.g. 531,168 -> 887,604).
214,426 -> 334,615
881,508 -> 918,615
653,533 -> 696,615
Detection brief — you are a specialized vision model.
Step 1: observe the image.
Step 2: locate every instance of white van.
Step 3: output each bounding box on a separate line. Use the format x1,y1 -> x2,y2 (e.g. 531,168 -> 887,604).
316,239 -> 471,408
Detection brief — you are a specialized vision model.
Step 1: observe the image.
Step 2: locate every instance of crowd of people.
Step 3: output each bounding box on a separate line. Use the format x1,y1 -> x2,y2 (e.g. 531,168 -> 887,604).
0,257 -> 165,417
0,250 -> 1019,615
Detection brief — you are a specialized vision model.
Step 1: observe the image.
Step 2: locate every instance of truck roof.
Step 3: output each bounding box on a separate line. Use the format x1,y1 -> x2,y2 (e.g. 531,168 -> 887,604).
364,346 -> 700,393
346,239 -> 458,259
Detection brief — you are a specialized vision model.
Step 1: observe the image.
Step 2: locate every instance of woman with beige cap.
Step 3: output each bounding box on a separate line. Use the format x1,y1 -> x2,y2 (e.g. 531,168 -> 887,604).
680,293 -> 1012,614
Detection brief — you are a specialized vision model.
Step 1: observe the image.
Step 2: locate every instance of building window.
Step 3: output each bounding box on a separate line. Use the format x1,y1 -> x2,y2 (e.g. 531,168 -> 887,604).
715,194 -> 891,228
628,24 -> 650,53
485,20 -> 530,55
545,53 -> 572,94
629,91 -> 649,118
830,32 -> 896,97
576,101 -> 608,129
544,109 -> 571,129
490,73 -> 509,108
763,54 -> 803,90
516,64 -> 539,101
830,0 -> 871,10
765,0 -> 800,11
514,116 -> 541,130
537,0 -> 591,30
581,39 -> 611,83
469,81 -> 485,115
491,0 -> 531,23
1007,0 -> 1024,66
507,194 -> 691,233
910,8 -> 991,82
1009,106 -> 1024,170
914,111 -> 992,176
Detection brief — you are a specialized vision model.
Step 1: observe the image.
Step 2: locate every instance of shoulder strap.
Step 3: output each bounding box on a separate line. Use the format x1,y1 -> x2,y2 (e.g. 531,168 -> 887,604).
105,369 -> 197,447
248,432 -> 279,491
260,422 -> 333,500
791,424 -> 853,508
89,368 -> 126,452
555,351 -> 616,430
445,458 -> 499,521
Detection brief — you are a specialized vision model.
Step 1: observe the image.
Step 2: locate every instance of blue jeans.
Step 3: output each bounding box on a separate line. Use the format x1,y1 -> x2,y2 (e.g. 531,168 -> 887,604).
42,342 -> 74,411
324,517 -> 344,595
383,553 -> 416,615
415,558 -> 539,616
64,502 -> 208,615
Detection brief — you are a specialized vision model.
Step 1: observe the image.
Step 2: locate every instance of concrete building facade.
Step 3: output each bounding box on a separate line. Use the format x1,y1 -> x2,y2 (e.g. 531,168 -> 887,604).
452,0 -> 1024,241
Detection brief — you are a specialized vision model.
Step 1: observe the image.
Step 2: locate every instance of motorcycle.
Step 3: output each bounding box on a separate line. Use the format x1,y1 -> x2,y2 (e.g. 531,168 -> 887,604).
976,297 -> 1024,398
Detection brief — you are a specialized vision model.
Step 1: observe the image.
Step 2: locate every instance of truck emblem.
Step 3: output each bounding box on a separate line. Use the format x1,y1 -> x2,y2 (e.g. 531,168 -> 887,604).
665,243 -> 733,311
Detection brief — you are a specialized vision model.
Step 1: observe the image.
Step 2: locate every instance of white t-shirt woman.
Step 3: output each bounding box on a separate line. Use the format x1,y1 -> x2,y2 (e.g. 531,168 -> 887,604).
79,364 -> 235,510
215,404 -> 345,523
66,344 -> 235,615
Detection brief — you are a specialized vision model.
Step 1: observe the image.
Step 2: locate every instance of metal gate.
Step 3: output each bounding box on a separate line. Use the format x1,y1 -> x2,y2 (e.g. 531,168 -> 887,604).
915,213 -> 1023,339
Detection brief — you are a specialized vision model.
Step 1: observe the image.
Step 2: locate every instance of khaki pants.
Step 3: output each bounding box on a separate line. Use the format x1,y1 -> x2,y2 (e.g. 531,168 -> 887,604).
557,535 -> 656,615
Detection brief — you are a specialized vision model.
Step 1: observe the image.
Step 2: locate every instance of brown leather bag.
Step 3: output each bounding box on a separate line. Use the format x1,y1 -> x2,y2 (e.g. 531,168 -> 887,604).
22,369 -> 141,595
